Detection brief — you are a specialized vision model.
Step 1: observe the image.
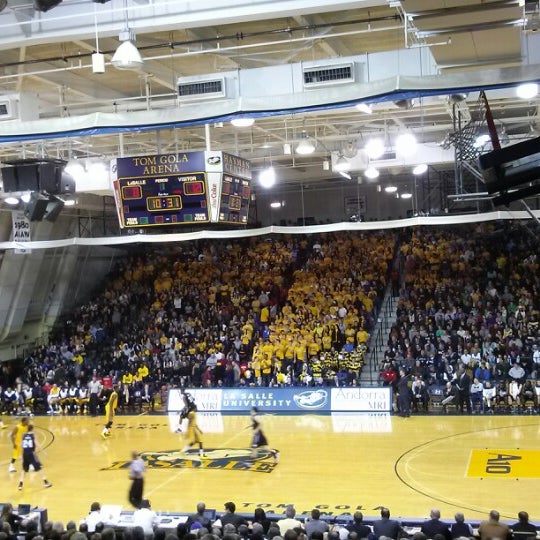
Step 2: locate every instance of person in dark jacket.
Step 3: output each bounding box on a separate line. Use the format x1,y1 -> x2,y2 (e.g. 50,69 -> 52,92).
450,513 -> 474,539
420,509 -> 451,540
373,508 -> 404,540
347,512 -> 372,539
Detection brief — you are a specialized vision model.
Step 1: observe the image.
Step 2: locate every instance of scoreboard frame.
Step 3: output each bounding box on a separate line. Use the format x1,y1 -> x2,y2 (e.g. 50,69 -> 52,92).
111,151 -> 251,229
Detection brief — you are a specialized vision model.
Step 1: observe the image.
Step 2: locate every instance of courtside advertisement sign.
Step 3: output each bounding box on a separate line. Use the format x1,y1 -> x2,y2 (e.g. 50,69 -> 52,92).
167,387 -> 391,413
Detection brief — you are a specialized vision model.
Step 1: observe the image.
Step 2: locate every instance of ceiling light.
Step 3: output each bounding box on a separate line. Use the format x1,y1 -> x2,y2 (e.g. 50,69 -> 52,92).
270,201 -> 282,208
401,192 -> 412,199
394,98 -> 415,110
21,193 -> 32,203
413,163 -> 428,175
385,186 -> 398,193
111,30 -> 143,70
474,133 -> 491,148
339,171 -> 352,180
92,52 -> 106,75
231,117 -> 255,128
356,103 -> 372,114
395,133 -> 417,157
334,155 -> 350,172
5,197 -> 19,205
364,166 -> 380,179
448,93 -> 468,104
259,166 -> 276,188
516,83 -> 538,100
296,132 -> 316,155
365,138 -> 385,160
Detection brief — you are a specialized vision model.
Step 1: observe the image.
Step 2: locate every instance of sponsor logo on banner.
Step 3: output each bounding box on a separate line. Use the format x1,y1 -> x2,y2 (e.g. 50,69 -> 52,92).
206,172 -> 222,222
102,448 -> 277,474
12,210 -> 31,254
167,389 -> 223,412
331,388 -> 392,412
293,389 -> 328,409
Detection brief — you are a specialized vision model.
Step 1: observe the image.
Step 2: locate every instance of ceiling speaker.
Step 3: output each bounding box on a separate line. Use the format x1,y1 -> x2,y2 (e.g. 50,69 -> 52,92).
44,199 -> 65,222
33,0 -> 63,11
1,167 -> 18,192
24,193 -> 49,221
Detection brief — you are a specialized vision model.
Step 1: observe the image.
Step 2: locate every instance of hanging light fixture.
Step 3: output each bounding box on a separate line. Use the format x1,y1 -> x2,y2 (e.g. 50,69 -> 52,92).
259,165 -> 276,188
364,166 -> 380,180
356,103 -> 372,114
413,163 -> 428,175
231,117 -> 255,128
395,133 -> 417,157
296,131 -> 316,155
111,0 -> 143,70
516,83 -> 538,100
365,138 -> 385,160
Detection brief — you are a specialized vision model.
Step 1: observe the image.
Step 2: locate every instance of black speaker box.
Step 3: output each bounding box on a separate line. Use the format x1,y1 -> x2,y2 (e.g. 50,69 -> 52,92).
59,170 -> 75,194
37,162 -> 59,193
24,193 -> 49,221
2,167 -> 19,192
44,199 -> 65,222
17,164 -> 40,191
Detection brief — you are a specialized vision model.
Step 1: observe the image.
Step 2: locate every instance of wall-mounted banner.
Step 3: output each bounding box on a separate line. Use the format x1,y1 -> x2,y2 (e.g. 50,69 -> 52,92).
11,210 -> 31,254
168,387 -> 391,413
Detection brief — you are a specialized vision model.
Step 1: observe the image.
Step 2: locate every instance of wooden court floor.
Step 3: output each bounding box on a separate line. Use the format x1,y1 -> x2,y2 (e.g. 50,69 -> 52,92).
2,412 -> 540,525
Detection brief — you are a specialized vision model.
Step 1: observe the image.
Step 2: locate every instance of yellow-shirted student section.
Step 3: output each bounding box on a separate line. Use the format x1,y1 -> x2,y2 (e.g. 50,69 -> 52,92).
1,413 -> 540,524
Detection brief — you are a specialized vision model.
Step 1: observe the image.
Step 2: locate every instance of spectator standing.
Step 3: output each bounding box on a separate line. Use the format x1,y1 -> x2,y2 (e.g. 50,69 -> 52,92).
456,369 -> 472,414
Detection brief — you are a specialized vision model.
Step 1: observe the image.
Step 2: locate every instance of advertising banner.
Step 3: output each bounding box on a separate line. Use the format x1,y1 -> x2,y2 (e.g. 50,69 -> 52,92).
168,387 -> 391,413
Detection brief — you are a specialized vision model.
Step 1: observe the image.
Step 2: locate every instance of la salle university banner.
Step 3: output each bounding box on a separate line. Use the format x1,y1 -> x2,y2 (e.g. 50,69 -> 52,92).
168,387 -> 392,413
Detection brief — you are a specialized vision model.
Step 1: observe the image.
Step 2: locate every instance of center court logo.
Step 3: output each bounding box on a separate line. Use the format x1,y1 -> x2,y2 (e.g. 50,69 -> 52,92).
293,389 -> 328,409
102,448 -> 278,474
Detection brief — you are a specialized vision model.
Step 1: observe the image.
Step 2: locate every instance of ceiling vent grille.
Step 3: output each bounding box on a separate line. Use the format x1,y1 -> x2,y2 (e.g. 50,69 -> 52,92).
303,63 -> 355,87
0,97 -> 17,121
177,78 -> 226,101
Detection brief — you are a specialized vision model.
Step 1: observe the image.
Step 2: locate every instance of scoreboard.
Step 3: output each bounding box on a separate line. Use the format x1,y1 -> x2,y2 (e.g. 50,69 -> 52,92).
111,151 -> 251,229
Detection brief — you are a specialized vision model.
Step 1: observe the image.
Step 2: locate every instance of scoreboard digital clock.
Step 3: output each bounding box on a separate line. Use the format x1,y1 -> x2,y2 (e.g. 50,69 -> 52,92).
112,151 -> 251,229
116,173 -> 209,228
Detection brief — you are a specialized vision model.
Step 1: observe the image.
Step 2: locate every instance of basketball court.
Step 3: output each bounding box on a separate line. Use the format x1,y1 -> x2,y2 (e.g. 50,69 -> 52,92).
2,412 -> 539,525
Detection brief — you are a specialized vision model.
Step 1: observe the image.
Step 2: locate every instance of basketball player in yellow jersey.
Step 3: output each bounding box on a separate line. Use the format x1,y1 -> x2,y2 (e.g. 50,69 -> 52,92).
9,416 -> 29,472
181,405 -> 206,458
101,384 -> 119,439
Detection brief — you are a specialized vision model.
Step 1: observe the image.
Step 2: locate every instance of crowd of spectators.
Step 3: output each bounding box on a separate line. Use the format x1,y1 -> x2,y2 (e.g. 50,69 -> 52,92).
1,223 -> 538,416
380,223 -> 539,414
1,502 -> 538,540
1,232 -> 394,415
